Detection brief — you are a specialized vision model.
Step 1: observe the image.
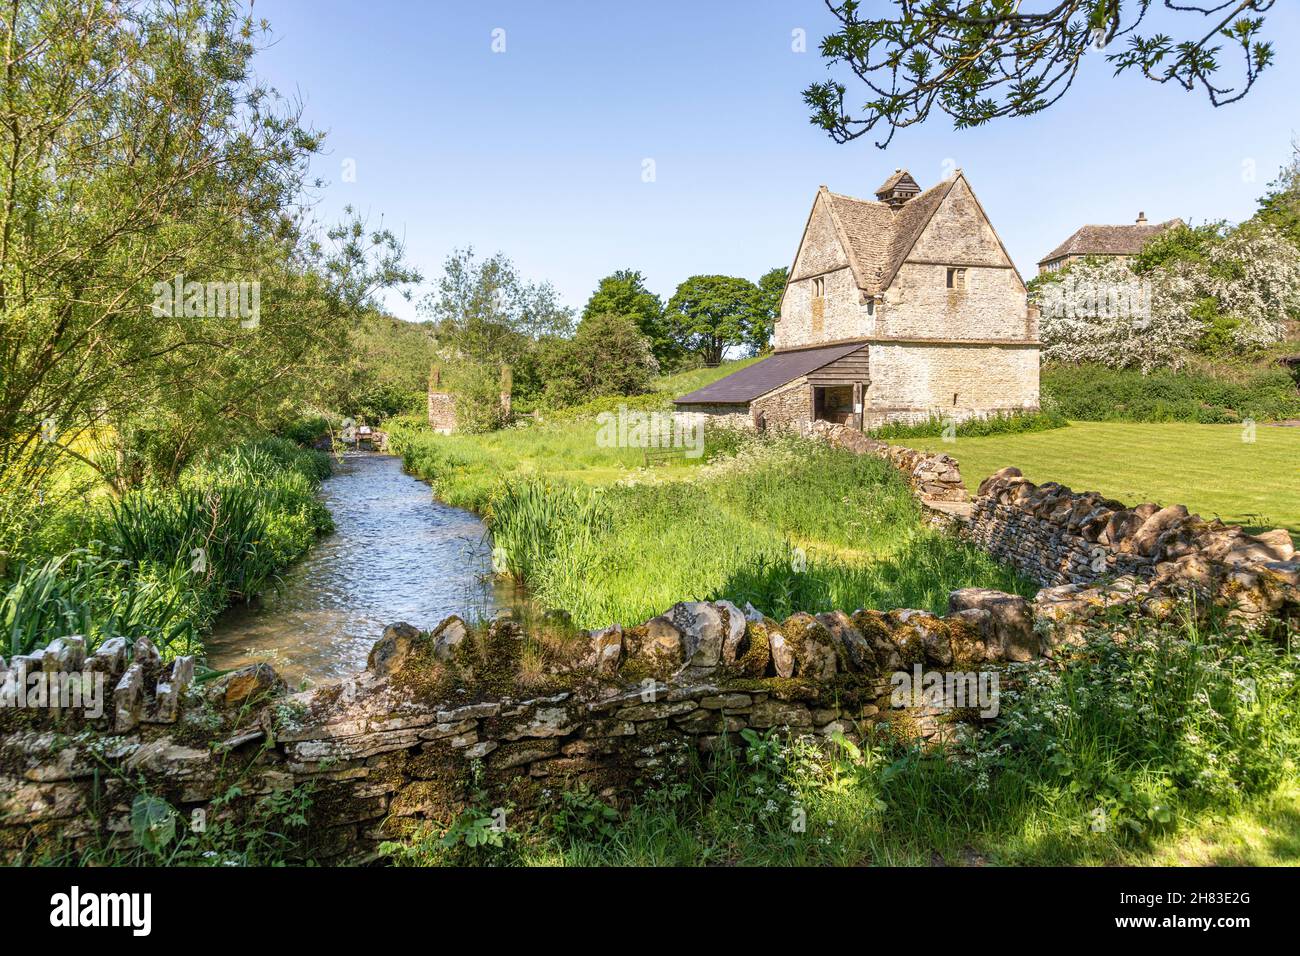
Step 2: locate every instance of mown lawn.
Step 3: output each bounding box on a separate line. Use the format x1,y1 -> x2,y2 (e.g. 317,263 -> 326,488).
911,421 -> 1300,542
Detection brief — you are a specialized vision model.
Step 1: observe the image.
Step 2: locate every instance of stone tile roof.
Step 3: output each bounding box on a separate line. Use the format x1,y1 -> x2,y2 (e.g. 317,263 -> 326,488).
1038,218 -> 1184,265
825,176 -> 958,296
673,342 -> 867,405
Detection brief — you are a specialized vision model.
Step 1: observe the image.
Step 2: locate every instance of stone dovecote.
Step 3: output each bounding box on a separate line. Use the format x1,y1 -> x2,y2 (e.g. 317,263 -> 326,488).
675,169 -> 1040,430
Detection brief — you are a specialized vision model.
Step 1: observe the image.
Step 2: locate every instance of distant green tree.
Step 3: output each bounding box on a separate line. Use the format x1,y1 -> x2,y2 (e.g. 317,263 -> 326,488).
540,313 -> 659,407
422,247 -> 573,368
749,267 -> 789,354
1131,223 -> 1226,274
420,247 -> 573,412
1253,141 -> 1300,247
582,270 -> 675,364
665,276 -> 760,366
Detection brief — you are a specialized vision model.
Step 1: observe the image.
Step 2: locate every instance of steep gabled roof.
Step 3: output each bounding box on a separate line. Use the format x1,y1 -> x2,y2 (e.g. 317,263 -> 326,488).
1038,218 -> 1185,265
673,342 -> 866,405
821,175 -> 960,297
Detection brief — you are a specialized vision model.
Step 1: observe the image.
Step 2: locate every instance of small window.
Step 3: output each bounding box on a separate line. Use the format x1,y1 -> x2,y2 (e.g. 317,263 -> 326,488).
946,267 -> 967,290
812,276 -> 825,298
865,299 -> 875,316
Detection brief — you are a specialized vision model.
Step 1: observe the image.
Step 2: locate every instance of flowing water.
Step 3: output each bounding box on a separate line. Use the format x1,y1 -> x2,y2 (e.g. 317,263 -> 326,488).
207,453 -> 509,686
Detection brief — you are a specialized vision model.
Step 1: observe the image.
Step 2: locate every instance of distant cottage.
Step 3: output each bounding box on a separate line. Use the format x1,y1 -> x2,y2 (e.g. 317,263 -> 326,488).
1037,212 -> 1184,274
673,169 -> 1040,431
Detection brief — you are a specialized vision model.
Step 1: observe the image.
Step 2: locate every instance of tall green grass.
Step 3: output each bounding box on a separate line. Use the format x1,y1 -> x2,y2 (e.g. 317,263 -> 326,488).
394,427 -> 1035,628
1,437 -> 333,660
1,549 -> 202,658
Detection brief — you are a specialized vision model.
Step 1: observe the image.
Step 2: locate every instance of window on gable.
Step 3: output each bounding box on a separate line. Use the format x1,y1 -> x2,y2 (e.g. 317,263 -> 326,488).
812,276 -> 825,298
946,267 -> 967,290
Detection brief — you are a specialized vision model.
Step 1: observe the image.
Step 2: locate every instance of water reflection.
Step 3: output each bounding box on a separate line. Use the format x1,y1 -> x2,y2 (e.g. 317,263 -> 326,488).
207,453 -> 509,686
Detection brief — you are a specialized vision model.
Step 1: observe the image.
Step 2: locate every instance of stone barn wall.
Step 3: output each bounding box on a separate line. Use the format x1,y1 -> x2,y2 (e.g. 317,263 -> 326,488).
865,341 -> 1039,427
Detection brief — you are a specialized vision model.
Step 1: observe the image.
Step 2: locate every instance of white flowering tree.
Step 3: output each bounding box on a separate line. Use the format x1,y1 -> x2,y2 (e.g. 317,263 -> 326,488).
1034,258 -> 1203,372
1195,225 -> 1300,350
1035,224 -> 1300,370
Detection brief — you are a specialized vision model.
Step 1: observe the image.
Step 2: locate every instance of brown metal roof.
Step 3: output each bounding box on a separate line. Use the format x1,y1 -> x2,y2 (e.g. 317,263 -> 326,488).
673,342 -> 867,405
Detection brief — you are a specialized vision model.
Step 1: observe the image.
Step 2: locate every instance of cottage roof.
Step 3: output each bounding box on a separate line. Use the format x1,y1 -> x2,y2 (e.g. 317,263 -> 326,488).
673,342 -> 867,406
821,175 -> 959,297
1038,218 -> 1185,265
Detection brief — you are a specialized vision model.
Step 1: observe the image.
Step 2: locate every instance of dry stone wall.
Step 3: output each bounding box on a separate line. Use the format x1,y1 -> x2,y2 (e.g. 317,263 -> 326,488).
968,467 -> 1296,585
1,594 -> 1039,864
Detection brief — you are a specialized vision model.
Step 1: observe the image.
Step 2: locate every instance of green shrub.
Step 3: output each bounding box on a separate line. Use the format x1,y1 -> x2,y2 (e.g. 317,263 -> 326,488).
277,416 -> 329,447
869,408 -> 1068,441
1041,362 -> 1300,423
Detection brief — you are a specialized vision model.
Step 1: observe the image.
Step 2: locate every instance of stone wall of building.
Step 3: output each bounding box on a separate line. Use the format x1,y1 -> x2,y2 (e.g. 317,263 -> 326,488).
865,341 -> 1040,426
777,265 -> 872,350
775,191 -> 867,351
881,177 -> 1033,343
427,391 -> 457,434
750,378 -> 812,431
672,404 -> 752,431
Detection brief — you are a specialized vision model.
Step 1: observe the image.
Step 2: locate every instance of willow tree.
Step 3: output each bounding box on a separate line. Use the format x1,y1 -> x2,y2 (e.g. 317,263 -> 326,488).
0,0 -> 415,548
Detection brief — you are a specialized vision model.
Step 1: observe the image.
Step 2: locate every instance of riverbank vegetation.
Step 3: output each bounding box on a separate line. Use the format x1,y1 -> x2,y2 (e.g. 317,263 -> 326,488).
389,416 -> 1033,628
2,438 -> 331,661
0,2 -> 416,660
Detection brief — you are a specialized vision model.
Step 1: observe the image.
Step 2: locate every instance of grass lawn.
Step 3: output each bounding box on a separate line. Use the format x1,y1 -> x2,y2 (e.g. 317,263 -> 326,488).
910,421 -> 1300,542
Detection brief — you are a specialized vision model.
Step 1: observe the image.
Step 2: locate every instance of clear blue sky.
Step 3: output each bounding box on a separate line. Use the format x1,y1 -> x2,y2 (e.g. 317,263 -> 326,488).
255,0 -> 1300,321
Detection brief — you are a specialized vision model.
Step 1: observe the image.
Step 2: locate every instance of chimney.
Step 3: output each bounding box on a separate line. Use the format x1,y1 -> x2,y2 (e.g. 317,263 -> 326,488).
1136,211 -> 1147,225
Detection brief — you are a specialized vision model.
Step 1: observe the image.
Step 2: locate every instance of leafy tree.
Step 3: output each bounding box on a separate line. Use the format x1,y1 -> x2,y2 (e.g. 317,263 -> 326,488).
317,311 -> 437,422
805,1 -> 1277,148
1035,223 -> 1300,370
1034,258 -> 1203,372
419,247 -> 573,410
664,276 -> 760,366
749,267 -> 789,354
582,270 -> 674,364
1253,140 -> 1300,247
540,313 -> 659,407
1132,222 -> 1226,274
0,0 -> 417,547
422,247 -> 573,365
